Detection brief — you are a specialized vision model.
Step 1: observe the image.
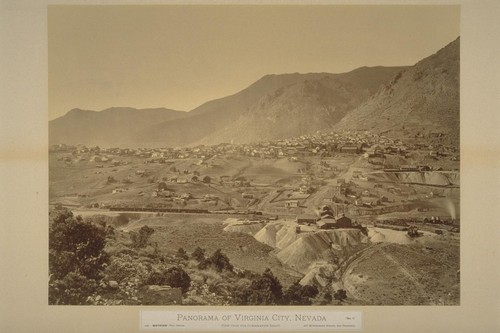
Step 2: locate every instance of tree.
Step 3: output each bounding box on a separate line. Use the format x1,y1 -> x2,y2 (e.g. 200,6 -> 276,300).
165,267 -> 191,293
283,281 -> 305,305
191,247 -> 206,262
301,284 -> 319,299
283,281 -> 319,305
202,176 -> 211,184
146,266 -> 191,294
158,182 -> 168,191
334,289 -> 347,302
130,225 -> 155,248
49,209 -> 109,304
323,291 -> 333,303
207,249 -> 233,272
176,247 -> 188,260
246,268 -> 283,305
49,209 -> 109,280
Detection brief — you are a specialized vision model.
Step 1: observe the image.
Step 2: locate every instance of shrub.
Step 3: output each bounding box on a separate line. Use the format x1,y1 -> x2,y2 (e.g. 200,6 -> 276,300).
49,271 -> 98,305
207,249 -> 233,272
104,254 -> 150,285
158,182 -> 168,191
334,289 -> 347,302
146,266 -> 191,294
49,209 -> 109,280
283,282 -> 319,305
176,248 -> 189,261
130,225 -> 155,248
236,268 -> 283,305
191,247 -> 206,262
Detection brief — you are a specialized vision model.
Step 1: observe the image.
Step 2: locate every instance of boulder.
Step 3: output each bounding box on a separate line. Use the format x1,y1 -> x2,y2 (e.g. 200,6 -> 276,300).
108,280 -> 119,289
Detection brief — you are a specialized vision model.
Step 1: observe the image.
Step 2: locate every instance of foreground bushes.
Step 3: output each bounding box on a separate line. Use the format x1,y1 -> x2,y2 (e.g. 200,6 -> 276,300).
49,209 -> 109,304
145,266 -> 191,294
49,212 -> 343,305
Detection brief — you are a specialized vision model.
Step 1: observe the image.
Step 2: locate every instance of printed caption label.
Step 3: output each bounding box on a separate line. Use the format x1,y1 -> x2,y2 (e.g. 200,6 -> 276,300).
141,310 -> 362,331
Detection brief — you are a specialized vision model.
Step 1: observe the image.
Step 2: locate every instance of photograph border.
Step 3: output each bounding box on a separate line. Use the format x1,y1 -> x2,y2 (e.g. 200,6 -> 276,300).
1,1 -> 499,332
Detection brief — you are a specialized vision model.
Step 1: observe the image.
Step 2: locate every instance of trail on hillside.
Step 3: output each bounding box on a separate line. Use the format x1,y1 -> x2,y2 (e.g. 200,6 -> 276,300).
379,246 -> 429,299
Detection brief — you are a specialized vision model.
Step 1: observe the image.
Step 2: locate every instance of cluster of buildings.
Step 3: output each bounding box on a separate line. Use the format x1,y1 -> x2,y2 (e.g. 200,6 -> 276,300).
50,128 -> 459,166
295,205 -> 367,235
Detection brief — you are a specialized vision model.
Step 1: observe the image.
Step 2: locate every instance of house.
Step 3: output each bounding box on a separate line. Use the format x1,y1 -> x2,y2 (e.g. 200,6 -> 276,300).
340,145 -> 361,154
317,217 -> 336,229
335,215 -> 353,228
202,194 -> 219,201
173,197 -> 186,204
285,200 -> 299,208
400,165 -> 418,171
317,214 -> 353,229
136,170 -> 150,176
299,185 -> 313,194
296,214 -> 319,225
319,205 -> 334,219
242,193 -> 254,199
220,175 -> 231,183
323,185 -> 344,204
180,193 -> 191,200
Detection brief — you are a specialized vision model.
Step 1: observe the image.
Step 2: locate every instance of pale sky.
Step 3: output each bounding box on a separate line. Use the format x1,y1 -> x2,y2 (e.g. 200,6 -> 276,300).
48,5 -> 460,120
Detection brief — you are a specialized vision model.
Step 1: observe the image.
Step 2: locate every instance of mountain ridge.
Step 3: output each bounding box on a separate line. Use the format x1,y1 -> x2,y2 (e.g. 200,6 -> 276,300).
50,66 -> 406,147
49,36 -> 459,148
334,37 -> 460,144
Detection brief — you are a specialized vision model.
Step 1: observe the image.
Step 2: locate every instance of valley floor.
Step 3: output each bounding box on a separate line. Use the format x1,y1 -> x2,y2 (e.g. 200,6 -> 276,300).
49,148 -> 460,305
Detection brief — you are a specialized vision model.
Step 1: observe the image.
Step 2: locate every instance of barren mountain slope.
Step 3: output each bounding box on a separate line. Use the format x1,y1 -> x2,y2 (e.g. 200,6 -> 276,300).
334,37 -> 459,144
191,67 -> 406,145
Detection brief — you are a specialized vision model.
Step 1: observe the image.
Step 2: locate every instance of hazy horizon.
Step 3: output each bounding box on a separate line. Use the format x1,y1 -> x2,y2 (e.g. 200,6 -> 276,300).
49,5 -> 460,120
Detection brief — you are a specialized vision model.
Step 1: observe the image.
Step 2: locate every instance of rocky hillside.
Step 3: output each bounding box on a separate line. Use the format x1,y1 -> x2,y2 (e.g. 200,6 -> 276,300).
334,37 -> 460,144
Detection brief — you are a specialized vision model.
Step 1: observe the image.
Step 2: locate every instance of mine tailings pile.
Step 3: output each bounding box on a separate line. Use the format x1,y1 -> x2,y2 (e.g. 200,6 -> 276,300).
385,171 -> 459,187
275,228 -> 370,274
224,220 -> 371,287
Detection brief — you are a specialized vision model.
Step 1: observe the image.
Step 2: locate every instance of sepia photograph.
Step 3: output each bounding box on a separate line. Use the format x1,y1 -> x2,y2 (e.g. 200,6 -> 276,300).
3,0 -> 500,332
47,5 -> 462,307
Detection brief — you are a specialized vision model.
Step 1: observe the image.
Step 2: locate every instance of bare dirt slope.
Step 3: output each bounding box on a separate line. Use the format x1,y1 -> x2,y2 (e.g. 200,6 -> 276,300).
341,236 -> 459,305
335,37 -> 459,144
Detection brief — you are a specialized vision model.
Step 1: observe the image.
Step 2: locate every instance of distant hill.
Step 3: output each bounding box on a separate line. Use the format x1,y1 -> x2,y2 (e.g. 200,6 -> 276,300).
49,107 -> 187,147
334,37 -> 460,144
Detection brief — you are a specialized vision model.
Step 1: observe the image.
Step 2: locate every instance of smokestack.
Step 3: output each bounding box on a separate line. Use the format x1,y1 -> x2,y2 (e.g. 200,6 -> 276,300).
444,198 -> 456,220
